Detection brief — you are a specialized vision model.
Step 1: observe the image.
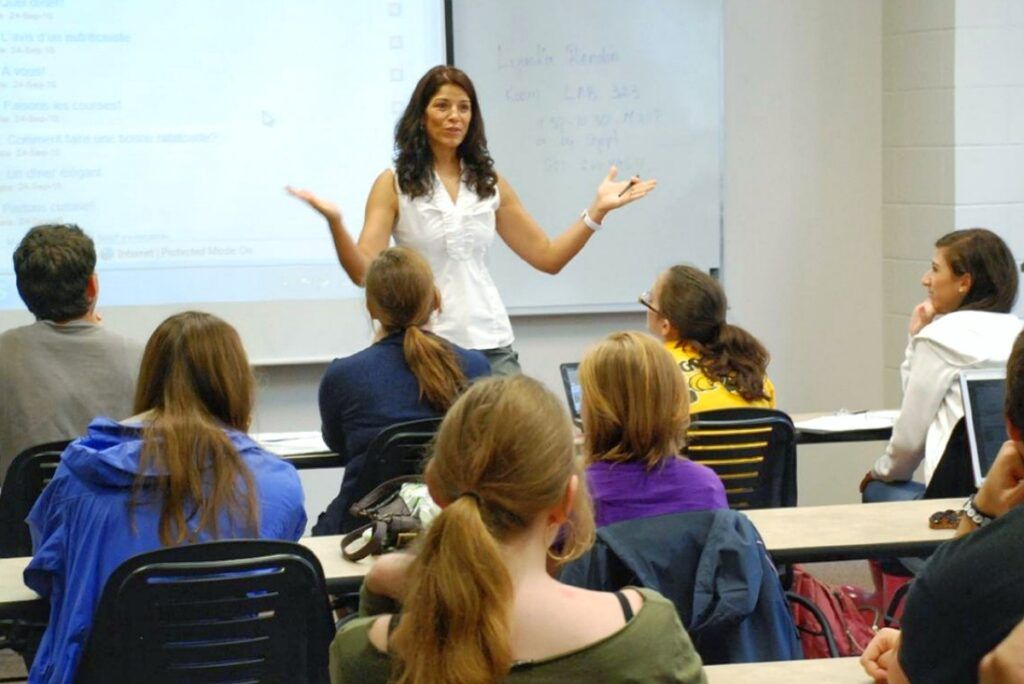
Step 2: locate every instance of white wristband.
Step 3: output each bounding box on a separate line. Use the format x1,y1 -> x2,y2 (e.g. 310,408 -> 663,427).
580,209 -> 602,232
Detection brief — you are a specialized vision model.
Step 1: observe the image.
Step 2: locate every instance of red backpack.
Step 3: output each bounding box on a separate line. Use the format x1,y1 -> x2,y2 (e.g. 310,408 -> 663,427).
788,565 -> 877,658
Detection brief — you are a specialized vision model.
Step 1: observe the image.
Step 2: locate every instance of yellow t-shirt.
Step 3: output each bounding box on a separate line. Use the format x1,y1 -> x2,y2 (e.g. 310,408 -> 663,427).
665,342 -> 776,414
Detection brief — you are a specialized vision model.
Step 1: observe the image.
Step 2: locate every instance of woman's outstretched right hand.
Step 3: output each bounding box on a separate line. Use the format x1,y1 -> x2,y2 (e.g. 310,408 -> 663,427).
286,186 -> 343,225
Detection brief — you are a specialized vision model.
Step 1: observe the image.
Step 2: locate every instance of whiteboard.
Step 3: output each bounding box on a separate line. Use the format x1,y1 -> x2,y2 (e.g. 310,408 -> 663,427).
451,0 -> 723,313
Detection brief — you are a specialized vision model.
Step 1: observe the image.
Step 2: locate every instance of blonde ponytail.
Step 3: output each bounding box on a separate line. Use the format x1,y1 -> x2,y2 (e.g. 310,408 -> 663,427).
389,376 -> 596,681
391,496 -> 512,684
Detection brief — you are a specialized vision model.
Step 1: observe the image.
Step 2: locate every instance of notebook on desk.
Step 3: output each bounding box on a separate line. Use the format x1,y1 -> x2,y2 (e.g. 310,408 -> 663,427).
793,410 -> 898,434
559,363 -> 583,428
960,368 -> 1007,487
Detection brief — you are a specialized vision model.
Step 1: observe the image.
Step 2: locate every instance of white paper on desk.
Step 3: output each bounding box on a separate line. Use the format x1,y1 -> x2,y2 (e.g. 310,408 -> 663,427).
253,431 -> 330,456
794,410 -> 898,434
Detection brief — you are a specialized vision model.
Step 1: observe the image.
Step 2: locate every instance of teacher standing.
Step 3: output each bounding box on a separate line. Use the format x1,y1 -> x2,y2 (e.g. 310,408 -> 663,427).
289,65 -> 656,375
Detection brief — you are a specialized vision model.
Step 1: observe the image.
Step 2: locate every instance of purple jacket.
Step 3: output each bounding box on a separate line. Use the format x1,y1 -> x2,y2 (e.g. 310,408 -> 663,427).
586,457 -> 728,528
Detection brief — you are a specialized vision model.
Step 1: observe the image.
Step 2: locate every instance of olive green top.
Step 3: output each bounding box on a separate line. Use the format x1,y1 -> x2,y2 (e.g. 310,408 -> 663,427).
330,586 -> 706,683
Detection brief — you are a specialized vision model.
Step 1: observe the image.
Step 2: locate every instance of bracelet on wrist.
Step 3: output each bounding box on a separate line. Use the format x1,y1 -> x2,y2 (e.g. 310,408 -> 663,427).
580,209 -> 603,232
963,494 -> 995,527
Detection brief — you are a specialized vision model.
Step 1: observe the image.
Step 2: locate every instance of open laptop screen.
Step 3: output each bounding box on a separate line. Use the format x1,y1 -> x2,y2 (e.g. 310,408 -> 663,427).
960,369 -> 1007,487
559,363 -> 582,424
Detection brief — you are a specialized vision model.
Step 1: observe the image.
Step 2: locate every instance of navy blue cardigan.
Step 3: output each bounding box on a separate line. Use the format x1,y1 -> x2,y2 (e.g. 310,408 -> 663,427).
313,331 -> 489,535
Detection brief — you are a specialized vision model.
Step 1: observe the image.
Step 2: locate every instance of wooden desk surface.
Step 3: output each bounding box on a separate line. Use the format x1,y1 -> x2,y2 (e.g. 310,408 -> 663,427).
791,410 -> 897,445
2,500 -> 956,603
0,557 -> 41,606
705,657 -> 870,683
0,535 -> 374,609
299,534 -> 373,591
745,498 -> 959,563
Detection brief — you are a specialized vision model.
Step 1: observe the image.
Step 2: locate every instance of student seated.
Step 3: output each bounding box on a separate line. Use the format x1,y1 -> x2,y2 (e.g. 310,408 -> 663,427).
860,329 -> 1024,684
862,228 -> 1021,502
313,247 -> 490,535
0,224 -> 141,483
329,375 -> 706,683
579,331 -> 727,527
24,312 -> 307,683
642,264 -> 775,414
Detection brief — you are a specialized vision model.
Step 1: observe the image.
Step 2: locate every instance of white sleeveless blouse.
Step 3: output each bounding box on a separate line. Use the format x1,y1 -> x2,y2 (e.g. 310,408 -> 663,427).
392,170 -> 514,349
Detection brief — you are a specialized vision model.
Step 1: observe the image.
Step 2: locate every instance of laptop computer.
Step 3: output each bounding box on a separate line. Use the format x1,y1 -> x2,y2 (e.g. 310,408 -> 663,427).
559,363 -> 583,428
960,368 -> 1007,487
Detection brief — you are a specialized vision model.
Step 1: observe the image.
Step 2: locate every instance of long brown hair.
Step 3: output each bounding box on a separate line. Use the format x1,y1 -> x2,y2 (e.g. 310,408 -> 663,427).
935,228 -> 1018,314
659,265 -> 771,402
394,65 -> 497,200
580,331 -> 689,469
366,247 -> 469,411
131,311 -> 259,546
390,375 -> 595,684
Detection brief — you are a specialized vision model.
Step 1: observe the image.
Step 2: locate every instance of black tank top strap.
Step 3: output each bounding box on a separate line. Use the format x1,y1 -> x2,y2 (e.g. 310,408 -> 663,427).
614,590 -> 635,622
388,613 -> 401,639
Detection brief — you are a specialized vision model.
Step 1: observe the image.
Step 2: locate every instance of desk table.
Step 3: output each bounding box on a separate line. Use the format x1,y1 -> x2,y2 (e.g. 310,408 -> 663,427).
0,536 -> 374,618
791,411 -> 896,445
255,431 -> 343,469
299,535 -> 373,593
746,498 -> 959,564
0,557 -> 45,620
705,657 -> 870,683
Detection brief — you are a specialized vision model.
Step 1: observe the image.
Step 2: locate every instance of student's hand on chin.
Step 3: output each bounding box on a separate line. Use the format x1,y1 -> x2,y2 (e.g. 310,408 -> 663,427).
908,299 -> 936,336
975,440 -> 1024,518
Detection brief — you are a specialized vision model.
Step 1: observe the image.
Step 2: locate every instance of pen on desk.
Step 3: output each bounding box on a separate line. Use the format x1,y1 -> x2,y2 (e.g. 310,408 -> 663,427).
618,178 -> 638,197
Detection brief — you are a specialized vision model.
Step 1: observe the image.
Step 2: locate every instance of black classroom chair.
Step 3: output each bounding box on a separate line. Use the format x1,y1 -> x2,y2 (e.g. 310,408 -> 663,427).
76,540 -> 335,684
0,440 -> 69,558
686,408 -> 798,509
339,417 -> 441,533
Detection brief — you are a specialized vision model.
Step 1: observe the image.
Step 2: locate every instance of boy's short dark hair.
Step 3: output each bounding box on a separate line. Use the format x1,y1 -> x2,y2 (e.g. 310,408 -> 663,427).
13,224 -> 96,321
1007,331 -> 1024,433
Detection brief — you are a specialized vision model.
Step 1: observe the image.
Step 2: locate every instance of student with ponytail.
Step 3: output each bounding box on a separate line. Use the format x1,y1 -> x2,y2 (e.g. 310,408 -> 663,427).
313,247 -> 490,535
330,375 -> 705,683
642,264 -> 775,414
25,312 -> 306,683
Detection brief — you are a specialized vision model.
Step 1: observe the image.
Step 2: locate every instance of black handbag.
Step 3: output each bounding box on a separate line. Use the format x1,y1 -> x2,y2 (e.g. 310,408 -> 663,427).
340,475 -> 426,561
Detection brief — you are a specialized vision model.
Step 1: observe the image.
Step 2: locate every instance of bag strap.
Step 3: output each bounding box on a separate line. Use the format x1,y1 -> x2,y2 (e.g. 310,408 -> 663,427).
348,474 -> 424,517
340,520 -> 388,561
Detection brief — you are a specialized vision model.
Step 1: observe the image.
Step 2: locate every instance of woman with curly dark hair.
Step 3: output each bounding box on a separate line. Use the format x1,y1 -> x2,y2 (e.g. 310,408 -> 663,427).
289,65 -> 655,375
643,264 -> 776,414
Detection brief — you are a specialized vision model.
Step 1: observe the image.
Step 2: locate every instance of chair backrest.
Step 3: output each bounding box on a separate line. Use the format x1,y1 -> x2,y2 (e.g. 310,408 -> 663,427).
341,417 -> 442,532
77,540 -> 334,684
0,440 -> 69,558
685,408 -> 797,509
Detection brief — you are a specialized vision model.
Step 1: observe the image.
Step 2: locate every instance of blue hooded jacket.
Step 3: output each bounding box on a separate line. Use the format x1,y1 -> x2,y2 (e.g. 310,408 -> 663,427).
23,417 -> 308,684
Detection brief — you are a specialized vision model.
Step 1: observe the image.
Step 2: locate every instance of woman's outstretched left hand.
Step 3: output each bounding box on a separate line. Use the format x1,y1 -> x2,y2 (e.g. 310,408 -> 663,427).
590,166 -> 657,220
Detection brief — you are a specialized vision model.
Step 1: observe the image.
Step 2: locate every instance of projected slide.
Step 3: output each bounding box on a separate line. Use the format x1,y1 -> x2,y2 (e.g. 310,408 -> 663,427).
0,0 -> 445,309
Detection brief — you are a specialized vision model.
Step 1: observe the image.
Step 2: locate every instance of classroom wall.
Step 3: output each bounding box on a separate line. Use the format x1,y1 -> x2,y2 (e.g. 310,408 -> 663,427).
251,0 -> 886,508
881,0 -> 1024,407
881,1 -> 955,407
952,2 -> 1024,292
721,0 -> 884,505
